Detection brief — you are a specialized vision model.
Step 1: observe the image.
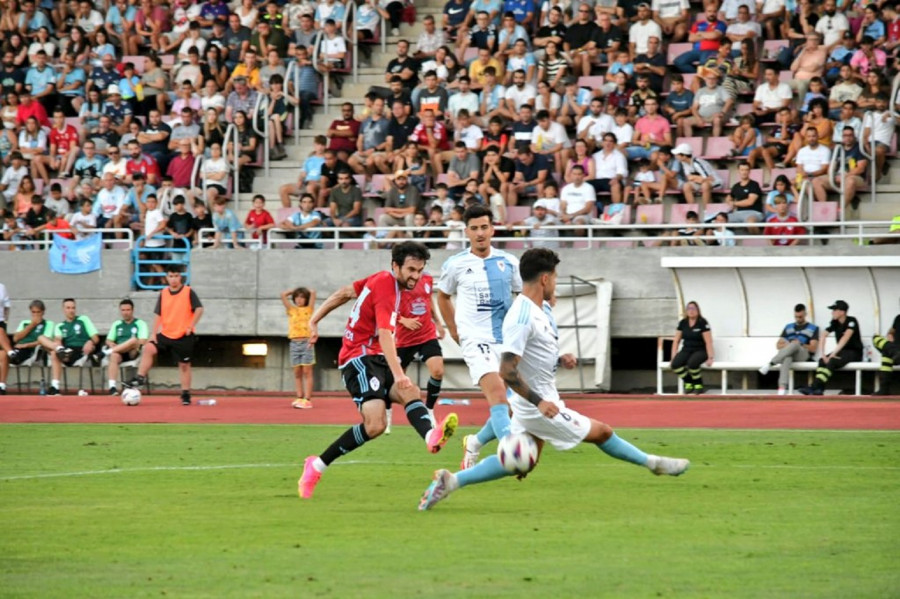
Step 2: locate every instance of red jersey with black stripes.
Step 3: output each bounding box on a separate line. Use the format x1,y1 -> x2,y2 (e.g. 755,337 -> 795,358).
339,270 -> 400,367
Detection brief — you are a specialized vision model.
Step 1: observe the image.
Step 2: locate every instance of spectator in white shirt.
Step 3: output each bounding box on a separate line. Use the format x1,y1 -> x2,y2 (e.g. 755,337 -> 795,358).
94,172 -> 129,230
753,67 -> 794,124
795,128 -> 832,182
504,69 -> 537,115
591,133 -> 627,205
815,0 -> 849,51
447,77 -> 480,121
531,109 -> 571,178
651,0 -> 690,43
630,3 -> 663,57
861,92 -> 897,180
576,97 -> 615,153
718,0 -> 755,23
559,164 -> 596,236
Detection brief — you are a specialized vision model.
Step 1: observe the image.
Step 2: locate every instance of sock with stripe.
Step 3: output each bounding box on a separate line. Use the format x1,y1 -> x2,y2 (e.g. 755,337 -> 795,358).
597,433 -> 649,466
320,424 -> 371,466
455,455 -> 512,488
404,400 -> 433,439
489,403 -> 511,440
425,377 -> 442,410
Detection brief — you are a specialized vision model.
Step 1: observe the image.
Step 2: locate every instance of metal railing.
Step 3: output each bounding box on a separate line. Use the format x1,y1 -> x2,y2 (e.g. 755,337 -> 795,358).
252,91 -> 270,177
223,122 -> 241,206
284,60 -> 302,145
190,153 -> 207,206
132,235 -> 191,290
310,29 -> 331,110
796,177 -> 815,223
827,145 -> 847,234
194,227 -> 264,250
0,228 -> 135,251
860,111 -> 879,205
343,0 -> 358,83
252,220 -> 898,249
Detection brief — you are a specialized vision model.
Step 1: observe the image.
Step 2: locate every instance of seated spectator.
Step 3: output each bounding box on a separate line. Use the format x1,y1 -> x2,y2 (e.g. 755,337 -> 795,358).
43,183 -> 70,217
56,53 -> 87,117
672,142 -> 723,209
230,110 -> 260,170
752,67 -> 793,125
627,159 -> 657,205
726,163 -> 764,232
559,164 -> 596,235
765,193 -> 806,246
758,304 -> 819,395
280,193 -> 322,249
590,133 -> 627,205
557,77 -> 591,130
530,109 -> 570,178
798,77 -> 828,118
94,172 -> 129,234
410,109 -> 450,176
789,32 -> 827,100
326,170 -> 363,230
730,115 -> 760,158
748,107 -> 797,171
663,210 -> 706,246
348,96 -> 390,187
673,4 -> 727,74
641,146 -> 684,204
861,92 -> 896,181
0,152 -> 28,208
708,212 -> 736,247
391,142 -> 428,193
446,142 -> 481,199
69,198 -> 98,239
511,146 -> 550,201
812,126 -> 868,210
23,194 -> 51,240
102,85 -> 135,136
626,96 -> 671,161
379,171 -> 421,229
18,116 -> 50,183
764,175 -> 797,218
724,39 -> 759,100
37,298 -> 101,395
44,209 -> 74,240
100,144 -> 128,182
163,139 -> 197,190
508,202 -> 560,248
684,72 -> 732,137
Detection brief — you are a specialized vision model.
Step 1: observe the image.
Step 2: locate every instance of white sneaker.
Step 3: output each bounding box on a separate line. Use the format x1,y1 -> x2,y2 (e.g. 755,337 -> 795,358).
460,434 -> 481,470
391,27 -> 400,36
777,388 -> 787,396
418,469 -> 458,510
647,455 -> 690,476
758,363 -> 771,376
385,406 -> 392,435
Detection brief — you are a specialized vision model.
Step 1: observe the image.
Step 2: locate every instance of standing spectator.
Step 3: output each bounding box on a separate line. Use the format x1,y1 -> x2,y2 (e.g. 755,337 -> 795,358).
799,300 -> 862,396
669,301 -> 714,394
127,265 -> 204,406
282,286 -> 317,409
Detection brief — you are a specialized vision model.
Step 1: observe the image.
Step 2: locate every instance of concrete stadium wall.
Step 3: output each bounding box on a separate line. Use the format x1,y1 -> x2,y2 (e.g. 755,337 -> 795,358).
2,245 -> 897,392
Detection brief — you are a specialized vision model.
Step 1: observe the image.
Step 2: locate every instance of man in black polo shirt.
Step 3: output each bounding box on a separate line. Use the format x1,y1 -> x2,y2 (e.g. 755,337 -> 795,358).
533,6 -> 566,58
385,99 -> 419,163
591,12 -> 624,65
799,300 -> 863,395
384,40 -> 419,92
0,51 -> 24,95
563,4 -> 600,76
725,162 -> 764,231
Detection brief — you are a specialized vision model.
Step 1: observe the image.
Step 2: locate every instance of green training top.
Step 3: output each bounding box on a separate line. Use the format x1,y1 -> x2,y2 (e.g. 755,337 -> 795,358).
107,318 -> 149,344
53,316 -> 99,348
15,319 -> 56,345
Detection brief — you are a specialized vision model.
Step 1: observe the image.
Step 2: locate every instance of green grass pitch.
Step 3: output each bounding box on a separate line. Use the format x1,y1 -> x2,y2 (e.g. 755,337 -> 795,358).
1,424 -> 898,598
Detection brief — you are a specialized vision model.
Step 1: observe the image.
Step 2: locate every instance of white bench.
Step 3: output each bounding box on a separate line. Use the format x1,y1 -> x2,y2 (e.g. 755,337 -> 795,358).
656,336 -> 891,395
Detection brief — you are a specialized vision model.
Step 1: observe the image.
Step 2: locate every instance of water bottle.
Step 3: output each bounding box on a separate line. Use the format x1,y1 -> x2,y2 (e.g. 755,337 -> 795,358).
197,399 -> 217,406
39,378 -> 47,396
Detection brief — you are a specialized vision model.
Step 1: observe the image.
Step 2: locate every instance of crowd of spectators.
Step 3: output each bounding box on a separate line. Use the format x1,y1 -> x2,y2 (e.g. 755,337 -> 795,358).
0,0 -> 898,252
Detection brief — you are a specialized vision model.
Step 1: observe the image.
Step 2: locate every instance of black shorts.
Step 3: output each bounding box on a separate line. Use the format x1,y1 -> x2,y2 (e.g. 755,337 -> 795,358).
398,339 -> 443,370
9,347 -> 35,365
763,142 -> 788,158
60,347 -> 85,365
154,333 -> 196,363
0,321 -> 6,331
341,355 -> 395,406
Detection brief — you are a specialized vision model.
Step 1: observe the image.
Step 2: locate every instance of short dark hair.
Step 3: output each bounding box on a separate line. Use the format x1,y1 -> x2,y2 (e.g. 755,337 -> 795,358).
292,287 -> 311,303
119,299 -> 134,308
794,303 -> 806,312
29,299 -> 46,312
463,204 -> 493,224
166,264 -> 184,274
519,248 -> 560,283
391,241 -> 431,267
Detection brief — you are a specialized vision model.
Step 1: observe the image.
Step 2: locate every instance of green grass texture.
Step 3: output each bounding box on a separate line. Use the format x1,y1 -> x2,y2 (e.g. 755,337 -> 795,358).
1,424 -> 897,599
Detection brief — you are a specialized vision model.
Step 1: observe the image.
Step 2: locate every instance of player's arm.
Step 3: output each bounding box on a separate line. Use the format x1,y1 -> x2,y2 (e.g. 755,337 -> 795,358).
500,352 -> 559,418
430,293 -> 445,339
437,290 -> 458,343
806,333 -> 818,354
308,284 -> 357,343
378,328 -> 413,393
831,327 -> 854,357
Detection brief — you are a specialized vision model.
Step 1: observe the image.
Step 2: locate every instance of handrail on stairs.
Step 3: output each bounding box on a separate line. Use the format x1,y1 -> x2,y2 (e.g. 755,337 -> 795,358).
860,111 -> 879,205
826,144 -> 847,234
342,0 -> 358,83
223,122 -> 241,205
284,60 -> 302,145
252,91 -> 271,177
190,151 -> 207,205
310,29 -> 331,111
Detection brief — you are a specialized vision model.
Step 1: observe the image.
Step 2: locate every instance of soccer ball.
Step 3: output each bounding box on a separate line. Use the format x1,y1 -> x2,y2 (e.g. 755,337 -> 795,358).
121,388 -> 142,406
497,433 -> 539,475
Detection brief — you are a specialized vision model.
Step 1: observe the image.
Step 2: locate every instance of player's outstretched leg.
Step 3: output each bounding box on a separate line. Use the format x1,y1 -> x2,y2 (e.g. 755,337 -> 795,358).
460,419 -> 497,469
392,381 -> 459,452
419,455 -> 512,511
299,401 -> 387,499
589,420 -> 689,477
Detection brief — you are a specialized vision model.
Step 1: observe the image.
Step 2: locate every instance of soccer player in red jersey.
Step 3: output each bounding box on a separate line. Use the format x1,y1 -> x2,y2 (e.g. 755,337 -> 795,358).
298,241 -> 458,499
395,271 -> 445,416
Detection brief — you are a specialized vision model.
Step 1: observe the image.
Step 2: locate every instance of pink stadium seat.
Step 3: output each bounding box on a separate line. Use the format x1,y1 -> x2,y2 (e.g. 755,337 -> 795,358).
702,137 -> 735,160
605,239 -> 635,248
463,47 -> 479,63
681,73 -> 696,90
762,40 -> 788,62
811,201 -> 839,222
666,43 -> 692,65
353,175 -> 366,189
33,179 -> 44,195
341,241 -> 367,250
506,205 -> 532,223
669,203 -> 700,223
749,168 -> 765,187
702,203 -> 731,221
768,167 -> 797,187
577,75 -> 604,90
740,236 -> 770,247
636,204 -> 664,225
735,103 -> 754,116
276,207 -> 299,224
364,174 -> 388,197
677,136 -> 704,158
778,70 -> 792,83
121,56 -> 145,74
502,239 -> 527,249
714,169 -> 731,190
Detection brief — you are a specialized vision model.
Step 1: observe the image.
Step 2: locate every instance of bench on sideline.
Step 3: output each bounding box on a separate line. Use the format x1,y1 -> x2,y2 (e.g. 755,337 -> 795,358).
656,336 -> 895,395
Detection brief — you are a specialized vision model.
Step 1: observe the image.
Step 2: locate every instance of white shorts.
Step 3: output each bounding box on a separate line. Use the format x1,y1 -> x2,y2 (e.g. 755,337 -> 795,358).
509,403 -> 592,451
460,339 -> 501,387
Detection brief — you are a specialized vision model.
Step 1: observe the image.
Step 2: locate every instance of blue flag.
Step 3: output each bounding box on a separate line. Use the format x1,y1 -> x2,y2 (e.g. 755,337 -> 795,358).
48,233 -> 102,274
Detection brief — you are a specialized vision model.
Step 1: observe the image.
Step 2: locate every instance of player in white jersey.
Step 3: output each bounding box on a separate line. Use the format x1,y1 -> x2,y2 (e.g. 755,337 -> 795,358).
420,248 -> 690,510
437,205 -> 522,457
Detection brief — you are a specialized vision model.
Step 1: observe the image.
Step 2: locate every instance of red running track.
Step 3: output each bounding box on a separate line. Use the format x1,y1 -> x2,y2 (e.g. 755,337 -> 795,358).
1,394 -> 898,429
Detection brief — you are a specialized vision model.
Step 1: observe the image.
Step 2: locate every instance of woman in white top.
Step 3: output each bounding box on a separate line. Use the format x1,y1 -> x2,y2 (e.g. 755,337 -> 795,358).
1,93 -> 19,133
27,27 -> 57,62
200,143 -> 230,205
534,80 -> 561,120
18,117 -> 50,183
236,0 -> 259,28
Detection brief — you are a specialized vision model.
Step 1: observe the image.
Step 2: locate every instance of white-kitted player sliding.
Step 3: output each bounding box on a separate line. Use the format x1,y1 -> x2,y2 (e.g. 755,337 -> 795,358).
419,248 -> 690,510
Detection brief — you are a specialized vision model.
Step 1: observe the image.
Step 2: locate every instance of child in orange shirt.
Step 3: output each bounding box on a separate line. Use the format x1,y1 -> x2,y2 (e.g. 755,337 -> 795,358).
281,286 -> 316,409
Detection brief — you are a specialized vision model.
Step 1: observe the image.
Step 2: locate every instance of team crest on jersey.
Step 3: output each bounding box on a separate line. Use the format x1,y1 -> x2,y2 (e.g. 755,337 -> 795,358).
497,261 -> 506,272
411,298 -> 428,316
369,376 -> 380,391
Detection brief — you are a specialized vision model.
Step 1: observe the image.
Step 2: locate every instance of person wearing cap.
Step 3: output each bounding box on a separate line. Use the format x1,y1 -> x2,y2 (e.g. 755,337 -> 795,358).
871,306 -> 900,396
672,142 -> 723,209
797,300 -> 862,395
380,169 -> 421,230
101,84 -> 134,136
